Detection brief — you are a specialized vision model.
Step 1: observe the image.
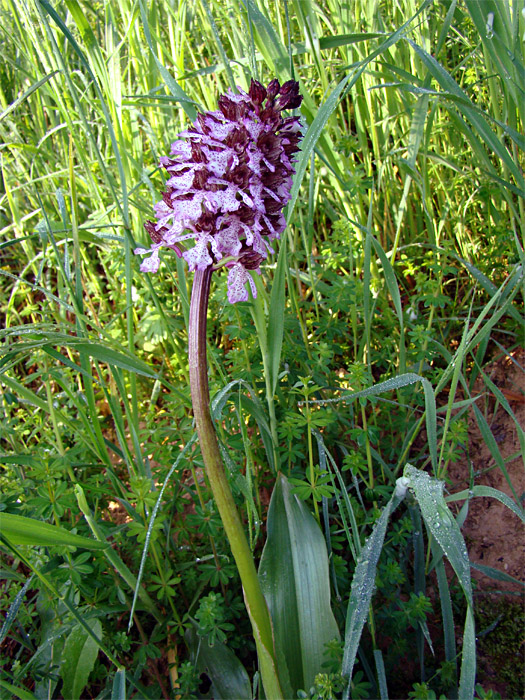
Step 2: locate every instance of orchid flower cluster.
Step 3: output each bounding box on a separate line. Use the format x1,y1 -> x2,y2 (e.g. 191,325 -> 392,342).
135,79 -> 303,303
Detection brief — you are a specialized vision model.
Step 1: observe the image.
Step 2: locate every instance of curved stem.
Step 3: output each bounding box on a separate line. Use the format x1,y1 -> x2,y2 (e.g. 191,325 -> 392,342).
188,267 -> 283,698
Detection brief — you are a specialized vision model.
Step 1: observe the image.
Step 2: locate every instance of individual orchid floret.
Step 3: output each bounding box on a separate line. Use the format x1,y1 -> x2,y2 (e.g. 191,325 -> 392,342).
136,78 -> 303,302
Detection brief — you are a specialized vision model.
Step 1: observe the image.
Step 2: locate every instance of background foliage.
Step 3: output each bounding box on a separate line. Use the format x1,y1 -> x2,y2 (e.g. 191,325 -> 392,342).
1,0 -> 523,698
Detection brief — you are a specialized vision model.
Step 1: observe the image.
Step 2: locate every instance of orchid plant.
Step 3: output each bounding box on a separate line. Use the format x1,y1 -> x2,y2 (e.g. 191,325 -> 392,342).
136,78 -> 304,698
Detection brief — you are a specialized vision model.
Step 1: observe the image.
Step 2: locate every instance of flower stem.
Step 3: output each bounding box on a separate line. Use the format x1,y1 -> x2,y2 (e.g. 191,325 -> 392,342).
188,267 -> 283,699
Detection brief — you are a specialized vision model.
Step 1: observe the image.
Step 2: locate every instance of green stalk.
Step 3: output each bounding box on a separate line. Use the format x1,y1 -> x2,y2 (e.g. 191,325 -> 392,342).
188,267 -> 284,699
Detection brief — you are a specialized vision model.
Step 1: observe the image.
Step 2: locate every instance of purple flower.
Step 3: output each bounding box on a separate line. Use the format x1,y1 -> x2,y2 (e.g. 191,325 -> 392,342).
136,79 -> 303,302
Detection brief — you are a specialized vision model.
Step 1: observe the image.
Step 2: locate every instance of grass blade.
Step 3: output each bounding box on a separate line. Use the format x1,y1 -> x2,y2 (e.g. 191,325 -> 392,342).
0,513 -> 107,549
342,490 -> 404,696
111,670 -> 126,700
404,465 -> 475,700
446,485 -> 524,523
374,649 -> 388,700
286,73 -> 350,222
267,234 -> 288,397
138,0 -> 197,122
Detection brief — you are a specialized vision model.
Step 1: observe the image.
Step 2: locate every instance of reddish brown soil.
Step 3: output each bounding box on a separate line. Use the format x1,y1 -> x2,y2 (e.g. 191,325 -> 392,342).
448,348 -> 524,592
447,347 -> 525,697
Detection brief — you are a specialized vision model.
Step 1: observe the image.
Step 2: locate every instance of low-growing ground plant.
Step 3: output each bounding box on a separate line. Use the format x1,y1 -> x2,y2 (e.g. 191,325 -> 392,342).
1,0 -> 524,699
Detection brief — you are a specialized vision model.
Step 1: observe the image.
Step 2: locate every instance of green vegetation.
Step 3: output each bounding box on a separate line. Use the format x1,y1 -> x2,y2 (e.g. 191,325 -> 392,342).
475,596 -> 525,699
1,0 -> 523,698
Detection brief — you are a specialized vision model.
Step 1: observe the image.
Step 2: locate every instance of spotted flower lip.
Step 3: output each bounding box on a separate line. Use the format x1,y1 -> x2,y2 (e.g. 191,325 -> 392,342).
136,78 -> 303,303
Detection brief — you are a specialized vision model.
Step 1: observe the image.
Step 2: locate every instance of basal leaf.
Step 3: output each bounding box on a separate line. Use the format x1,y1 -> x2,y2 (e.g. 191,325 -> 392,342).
60,619 -> 102,700
186,628 -> 251,700
258,474 -> 340,695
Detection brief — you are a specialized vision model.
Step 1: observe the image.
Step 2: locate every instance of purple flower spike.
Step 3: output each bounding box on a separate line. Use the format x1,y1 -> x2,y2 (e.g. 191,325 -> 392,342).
136,79 -> 303,302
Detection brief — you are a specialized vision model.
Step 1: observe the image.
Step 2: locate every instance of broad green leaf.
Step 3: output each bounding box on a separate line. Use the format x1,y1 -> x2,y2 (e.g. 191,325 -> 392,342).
60,619 -> 102,700
404,465 -> 475,699
258,474 -> 340,695
186,628 -> 251,700
0,513 -> 107,549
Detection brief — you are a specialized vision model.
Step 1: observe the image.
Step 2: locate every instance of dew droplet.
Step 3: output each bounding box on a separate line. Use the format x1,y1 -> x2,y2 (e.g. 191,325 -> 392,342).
485,12 -> 495,38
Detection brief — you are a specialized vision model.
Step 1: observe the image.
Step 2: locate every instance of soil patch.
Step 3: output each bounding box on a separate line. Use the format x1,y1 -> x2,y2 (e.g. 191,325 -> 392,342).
447,347 -> 525,697
447,347 -> 525,593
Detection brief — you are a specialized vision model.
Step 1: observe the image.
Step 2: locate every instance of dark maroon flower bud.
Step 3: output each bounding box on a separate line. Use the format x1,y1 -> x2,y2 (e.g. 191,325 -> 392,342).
266,79 -> 280,100
276,80 -> 302,110
249,79 -> 267,105
218,95 -> 237,120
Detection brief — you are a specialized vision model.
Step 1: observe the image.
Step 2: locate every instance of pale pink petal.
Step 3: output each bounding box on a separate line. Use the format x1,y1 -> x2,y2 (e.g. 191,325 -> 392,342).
169,192 -> 205,220
202,116 -> 236,141
227,264 -> 250,303
208,185 -> 241,213
203,147 -> 238,176
183,237 -> 213,271
169,140 -> 192,158
166,169 -> 197,191
213,218 -> 244,258
137,246 -> 161,273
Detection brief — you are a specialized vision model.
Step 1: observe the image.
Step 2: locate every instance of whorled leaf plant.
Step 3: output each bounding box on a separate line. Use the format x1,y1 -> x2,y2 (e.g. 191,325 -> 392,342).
136,78 -> 304,698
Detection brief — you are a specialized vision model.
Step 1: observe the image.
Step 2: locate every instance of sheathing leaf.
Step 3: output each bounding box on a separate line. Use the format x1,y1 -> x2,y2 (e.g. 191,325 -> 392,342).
259,474 -> 340,695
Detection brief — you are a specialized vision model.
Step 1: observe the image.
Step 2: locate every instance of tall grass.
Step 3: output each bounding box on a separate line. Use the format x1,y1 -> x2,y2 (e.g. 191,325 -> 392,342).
1,0 -> 523,698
